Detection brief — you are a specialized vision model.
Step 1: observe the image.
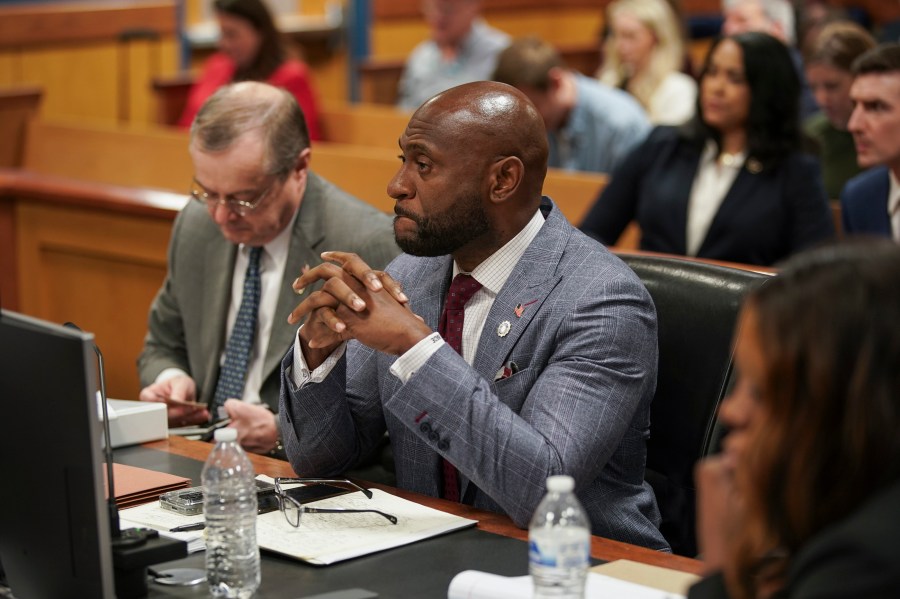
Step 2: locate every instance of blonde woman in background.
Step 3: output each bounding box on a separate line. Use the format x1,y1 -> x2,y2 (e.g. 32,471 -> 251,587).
599,0 -> 697,125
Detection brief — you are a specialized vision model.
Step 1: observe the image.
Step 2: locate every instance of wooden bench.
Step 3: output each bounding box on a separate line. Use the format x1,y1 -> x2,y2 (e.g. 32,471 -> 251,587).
22,118 -> 609,221
0,86 -> 43,168
359,41 -> 601,105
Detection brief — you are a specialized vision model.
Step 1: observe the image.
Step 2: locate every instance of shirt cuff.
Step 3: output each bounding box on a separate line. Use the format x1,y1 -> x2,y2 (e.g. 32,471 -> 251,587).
291,325 -> 347,388
155,367 -> 190,384
389,332 -> 445,383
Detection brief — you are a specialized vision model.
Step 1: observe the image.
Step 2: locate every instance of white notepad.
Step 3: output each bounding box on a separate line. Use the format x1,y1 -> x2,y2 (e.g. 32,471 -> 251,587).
120,483 -> 477,565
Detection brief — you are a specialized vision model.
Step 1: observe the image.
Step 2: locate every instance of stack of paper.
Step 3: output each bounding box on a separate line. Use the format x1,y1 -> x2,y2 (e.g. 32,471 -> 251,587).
108,463 -> 192,509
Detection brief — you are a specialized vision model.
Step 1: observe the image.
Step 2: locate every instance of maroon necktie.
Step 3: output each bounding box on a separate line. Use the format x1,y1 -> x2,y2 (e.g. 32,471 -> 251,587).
437,274 -> 483,502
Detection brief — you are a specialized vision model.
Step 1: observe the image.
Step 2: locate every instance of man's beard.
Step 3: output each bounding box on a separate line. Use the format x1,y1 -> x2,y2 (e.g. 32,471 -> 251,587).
393,193 -> 490,257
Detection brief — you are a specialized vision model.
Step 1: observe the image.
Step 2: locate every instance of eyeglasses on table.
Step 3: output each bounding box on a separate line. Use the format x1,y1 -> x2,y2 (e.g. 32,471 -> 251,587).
273,477 -> 398,527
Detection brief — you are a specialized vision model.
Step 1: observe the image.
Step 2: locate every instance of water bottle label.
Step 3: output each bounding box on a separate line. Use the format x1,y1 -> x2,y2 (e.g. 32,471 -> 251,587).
528,536 -> 589,568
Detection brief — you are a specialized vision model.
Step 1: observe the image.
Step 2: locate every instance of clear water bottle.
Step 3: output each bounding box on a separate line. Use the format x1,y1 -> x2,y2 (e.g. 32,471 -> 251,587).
202,427 -> 261,599
529,475 -> 590,598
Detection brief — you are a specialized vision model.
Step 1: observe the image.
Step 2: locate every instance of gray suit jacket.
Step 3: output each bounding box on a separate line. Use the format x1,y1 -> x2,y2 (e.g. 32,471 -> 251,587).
280,198 -> 668,550
138,171 -> 400,412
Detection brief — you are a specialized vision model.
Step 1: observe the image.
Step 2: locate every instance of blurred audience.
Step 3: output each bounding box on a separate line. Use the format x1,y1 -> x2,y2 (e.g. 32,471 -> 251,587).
580,32 -> 834,266
689,240 -> 900,599
177,0 -> 321,140
397,0 -> 510,110
722,0 -> 820,119
802,21 -> 876,198
598,0 -> 697,125
493,36 -> 650,175
840,43 -> 900,240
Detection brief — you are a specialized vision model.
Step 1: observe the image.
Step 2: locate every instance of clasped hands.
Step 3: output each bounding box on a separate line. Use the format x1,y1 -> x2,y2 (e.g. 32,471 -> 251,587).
288,251 -> 433,369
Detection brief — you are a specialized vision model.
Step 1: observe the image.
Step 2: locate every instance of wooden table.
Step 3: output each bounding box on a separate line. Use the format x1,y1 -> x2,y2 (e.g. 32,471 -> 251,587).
145,436 -> 705,576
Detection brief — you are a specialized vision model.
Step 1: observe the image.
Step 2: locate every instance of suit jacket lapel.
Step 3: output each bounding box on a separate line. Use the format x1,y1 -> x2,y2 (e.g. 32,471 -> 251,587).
199,238 -> 236,406
699,167 -> 760,255
668,143 -> 702,254
472,202 -> 567,380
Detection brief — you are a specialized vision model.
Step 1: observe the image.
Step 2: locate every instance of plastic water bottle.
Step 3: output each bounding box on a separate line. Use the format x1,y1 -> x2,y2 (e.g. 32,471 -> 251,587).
202,427 -> 261,599
529,475 -> 590,598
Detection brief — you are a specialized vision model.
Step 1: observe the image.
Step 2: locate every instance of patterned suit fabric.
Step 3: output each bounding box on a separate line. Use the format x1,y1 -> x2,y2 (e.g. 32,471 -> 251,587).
438,274 -> 483,501
212,246 -> 262,411
280,198 -> 669,550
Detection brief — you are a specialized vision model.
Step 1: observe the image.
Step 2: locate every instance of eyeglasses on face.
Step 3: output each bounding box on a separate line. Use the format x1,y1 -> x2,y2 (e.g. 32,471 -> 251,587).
189,177 -> 277,216
273,477 -> 398,528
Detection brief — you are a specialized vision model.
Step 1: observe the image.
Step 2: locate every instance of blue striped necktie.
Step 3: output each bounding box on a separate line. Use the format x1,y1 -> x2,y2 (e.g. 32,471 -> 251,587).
212,246 -> 263,413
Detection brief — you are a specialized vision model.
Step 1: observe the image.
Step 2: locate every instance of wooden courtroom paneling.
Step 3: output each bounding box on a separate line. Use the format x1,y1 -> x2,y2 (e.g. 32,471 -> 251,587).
6,173 -> 184,399
0,2 -> 180,124
21,118 -> 611,230
23,119 -> 192,191
0,86 -> 42,168
319,102 -> 412,149
371,8 -> 603,61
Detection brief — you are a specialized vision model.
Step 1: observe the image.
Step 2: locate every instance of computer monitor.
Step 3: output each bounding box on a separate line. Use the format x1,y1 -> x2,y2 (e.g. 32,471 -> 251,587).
0,309 -> 116,598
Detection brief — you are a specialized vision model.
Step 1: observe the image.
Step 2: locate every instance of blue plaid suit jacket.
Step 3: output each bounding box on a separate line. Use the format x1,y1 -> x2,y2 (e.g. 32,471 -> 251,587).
281,198 -> 669,550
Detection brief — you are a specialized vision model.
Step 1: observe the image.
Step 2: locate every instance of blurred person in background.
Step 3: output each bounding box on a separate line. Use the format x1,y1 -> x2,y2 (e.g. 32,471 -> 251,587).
803,20 -> 876,198
177,0 -> 321,140
397,0 -> 510,110
598,0 -> 697,125
581,32 -> 834,266
840,43 -> 900,240
722,0 -> 820,119
689,240 -> 900,599
493,36 -> 650,175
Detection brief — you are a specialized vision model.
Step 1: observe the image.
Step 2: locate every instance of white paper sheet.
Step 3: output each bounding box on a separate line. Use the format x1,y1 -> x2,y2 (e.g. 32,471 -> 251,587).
120,485 -> 477,565
447,570 -> 686,599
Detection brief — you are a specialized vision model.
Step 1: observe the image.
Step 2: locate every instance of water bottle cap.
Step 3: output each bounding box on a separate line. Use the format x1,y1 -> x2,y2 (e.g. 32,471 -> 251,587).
214,427 -> 238,443
546,475 -> 575,493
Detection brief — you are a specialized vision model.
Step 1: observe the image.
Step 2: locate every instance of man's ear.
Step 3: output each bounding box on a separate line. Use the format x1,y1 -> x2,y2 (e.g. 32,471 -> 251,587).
548,67 -> 565,94
488,156 -> 524,204
294,147 -> 312,176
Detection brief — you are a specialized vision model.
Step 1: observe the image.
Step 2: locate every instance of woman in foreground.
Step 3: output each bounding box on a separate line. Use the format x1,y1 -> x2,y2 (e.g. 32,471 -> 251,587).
689,241 -> 900,598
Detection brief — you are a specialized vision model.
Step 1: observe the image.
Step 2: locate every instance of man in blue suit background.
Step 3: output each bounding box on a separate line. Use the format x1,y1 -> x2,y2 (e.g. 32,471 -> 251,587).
278,81 -> 669,550
841,43 -> 900,239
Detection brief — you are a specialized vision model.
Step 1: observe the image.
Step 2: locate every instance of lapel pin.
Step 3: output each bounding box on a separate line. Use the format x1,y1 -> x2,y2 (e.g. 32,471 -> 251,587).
497,320 -> 511,337
514,299 -> 538,318
746,159 -> 763,174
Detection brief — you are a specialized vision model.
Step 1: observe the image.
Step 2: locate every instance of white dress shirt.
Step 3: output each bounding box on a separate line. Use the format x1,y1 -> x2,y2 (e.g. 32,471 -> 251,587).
889,169 -> 900,242
686,141 -> 746,256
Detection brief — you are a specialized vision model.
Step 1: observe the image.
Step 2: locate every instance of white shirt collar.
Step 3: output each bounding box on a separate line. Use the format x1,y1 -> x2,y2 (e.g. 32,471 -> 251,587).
889,169 -> 900,217
453,208 -> 545,294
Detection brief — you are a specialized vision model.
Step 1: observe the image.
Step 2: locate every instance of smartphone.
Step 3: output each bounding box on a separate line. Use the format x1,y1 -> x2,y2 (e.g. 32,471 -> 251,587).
160,480 -> 349,516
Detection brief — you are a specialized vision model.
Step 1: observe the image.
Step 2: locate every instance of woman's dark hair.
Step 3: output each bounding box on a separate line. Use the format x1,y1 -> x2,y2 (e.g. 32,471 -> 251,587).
725,240 -> 900,599
683,31 -> 801,169
214,0 -> 288,81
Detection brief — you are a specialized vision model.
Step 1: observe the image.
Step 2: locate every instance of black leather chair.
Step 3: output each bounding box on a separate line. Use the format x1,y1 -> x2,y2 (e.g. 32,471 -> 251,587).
616,252 -> 770,556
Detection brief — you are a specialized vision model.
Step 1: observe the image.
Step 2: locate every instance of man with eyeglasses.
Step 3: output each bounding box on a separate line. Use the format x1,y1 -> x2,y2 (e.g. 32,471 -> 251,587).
138,81 -> 399,458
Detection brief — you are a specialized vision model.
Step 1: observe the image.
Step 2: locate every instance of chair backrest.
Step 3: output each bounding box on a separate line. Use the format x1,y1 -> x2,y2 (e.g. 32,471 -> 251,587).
617,252 -> 770,556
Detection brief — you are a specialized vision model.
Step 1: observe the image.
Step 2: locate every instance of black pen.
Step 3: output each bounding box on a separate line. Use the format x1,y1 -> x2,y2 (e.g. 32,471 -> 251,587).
169,522 -> 205,533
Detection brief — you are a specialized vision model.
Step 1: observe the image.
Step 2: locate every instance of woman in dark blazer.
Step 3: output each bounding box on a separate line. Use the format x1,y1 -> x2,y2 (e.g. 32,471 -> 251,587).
581,32 -> 834,266
689,241 -> 900,599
